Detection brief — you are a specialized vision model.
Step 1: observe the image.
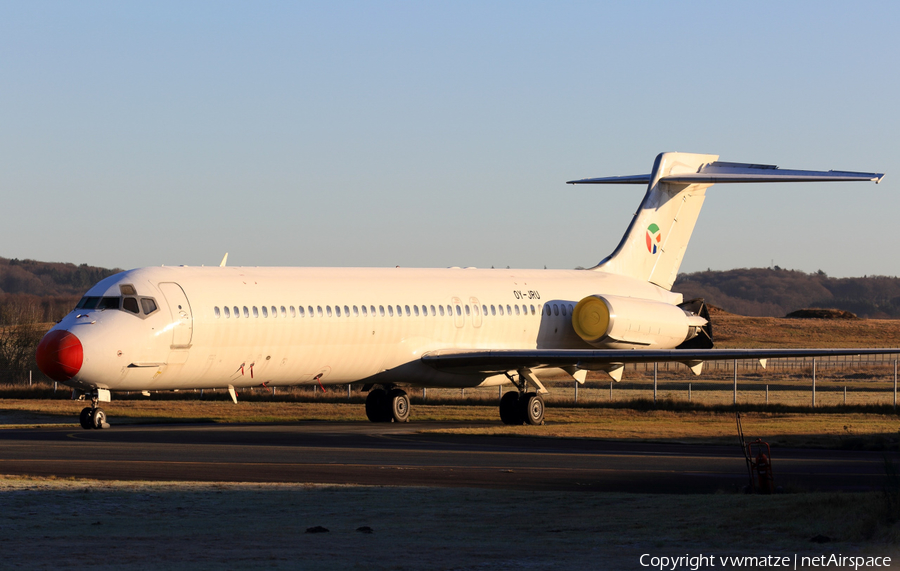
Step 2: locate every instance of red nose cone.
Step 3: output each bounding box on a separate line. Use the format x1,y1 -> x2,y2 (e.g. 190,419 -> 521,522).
36,330 -> 83,382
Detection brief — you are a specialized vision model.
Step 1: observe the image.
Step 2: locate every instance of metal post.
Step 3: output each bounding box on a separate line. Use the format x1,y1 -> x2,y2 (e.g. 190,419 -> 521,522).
347,384 -> 351,400
54,381 -> 57,393
733,359 -> 737,405
812,358 -> 816,408
423,387 -> 427,401
29,370 -> 32,386
688,382 -> 691,402
574,381 -> 578,404
498,386 -> 502,402
653,362 -> 658,404
844,386 -> 847,405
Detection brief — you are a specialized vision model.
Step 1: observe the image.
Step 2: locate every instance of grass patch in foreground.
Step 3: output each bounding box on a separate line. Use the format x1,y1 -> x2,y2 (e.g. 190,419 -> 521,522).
2,398 -> 899,450
0,475 -> 897,569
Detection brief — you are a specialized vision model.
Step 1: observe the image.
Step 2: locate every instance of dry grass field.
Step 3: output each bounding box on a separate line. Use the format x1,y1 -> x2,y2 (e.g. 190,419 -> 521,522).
2,315 -> 900,568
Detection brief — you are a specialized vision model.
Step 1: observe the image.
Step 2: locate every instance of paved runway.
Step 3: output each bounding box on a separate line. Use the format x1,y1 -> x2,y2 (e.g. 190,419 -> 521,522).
0,422 -> 891,493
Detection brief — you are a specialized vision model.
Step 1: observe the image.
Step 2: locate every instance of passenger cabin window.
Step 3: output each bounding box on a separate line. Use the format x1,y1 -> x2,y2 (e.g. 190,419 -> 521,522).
309,306 -> 315,317
317,306 -> 323,317
353,305 -> 359,317
388,306 -> 394,317
455,305 -> 462,316
326,306 -> 333,317
499,305 -> 504,316
370,305 -> 376,316
491,305 -> 496,316
379,305 -> 385,316
243,307 -> 250,318
482,305 -> 488,315
253,306 -> 259,318
290,306 -> 295,317
214,306 -> 221,318
261,306 -> 268,318
335,306 -> 341,317
465,305 -> 470,316
361,306 -> 367,317
233,306 -> 240,318
298,306 -> 305,317
413,305 -> 419,316
439,305 -> 445,316
430,305 -> 436,316
397,305 -> 402,316
344,305 -> 350,316
123,297 -> 140,314
515,305 -> 520,315
224,306 -> 231,318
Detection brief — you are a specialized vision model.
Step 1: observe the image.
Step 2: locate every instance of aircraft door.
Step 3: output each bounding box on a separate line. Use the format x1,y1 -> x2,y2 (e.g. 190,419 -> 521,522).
158,282 -> 193,348
451,297 -> 464,328
469,297 -> 482,328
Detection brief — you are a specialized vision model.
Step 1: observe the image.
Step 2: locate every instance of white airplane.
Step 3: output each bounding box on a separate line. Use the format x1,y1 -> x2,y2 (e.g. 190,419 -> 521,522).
36,152 -> 890,430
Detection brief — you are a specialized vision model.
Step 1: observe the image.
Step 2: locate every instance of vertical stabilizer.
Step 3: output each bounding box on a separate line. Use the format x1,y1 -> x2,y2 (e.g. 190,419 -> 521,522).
592,152 -> 717,290
567,152 -> 883,291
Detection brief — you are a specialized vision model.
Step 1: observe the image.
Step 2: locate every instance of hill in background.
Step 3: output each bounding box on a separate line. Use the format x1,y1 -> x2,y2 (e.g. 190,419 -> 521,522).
674,267 -> 900,318
2,257 -> 900,319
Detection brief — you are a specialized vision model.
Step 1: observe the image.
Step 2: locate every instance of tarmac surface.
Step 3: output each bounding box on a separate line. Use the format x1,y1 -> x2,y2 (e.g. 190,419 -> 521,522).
0,421 -> 891,493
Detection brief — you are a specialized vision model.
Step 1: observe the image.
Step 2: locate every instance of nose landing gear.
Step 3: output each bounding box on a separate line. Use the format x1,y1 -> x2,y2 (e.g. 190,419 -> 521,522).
77,390 -> 110,429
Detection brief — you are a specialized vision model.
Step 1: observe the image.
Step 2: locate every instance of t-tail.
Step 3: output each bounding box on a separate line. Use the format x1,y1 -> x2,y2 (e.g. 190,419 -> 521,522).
568,152 -> 885,291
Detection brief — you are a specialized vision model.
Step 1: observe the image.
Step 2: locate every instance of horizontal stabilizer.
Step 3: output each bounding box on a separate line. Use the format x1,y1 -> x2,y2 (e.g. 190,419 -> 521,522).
568,161 -> 884,185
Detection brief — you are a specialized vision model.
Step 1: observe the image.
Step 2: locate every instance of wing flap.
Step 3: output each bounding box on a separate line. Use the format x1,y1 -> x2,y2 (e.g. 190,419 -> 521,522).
422,348 -> 900,375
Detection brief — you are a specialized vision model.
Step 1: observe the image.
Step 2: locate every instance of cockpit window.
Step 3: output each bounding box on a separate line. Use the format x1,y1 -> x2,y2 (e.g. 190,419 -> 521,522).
98,297 -> 120,310
76,296 -> 102,310
122,297 -> 140,314
141,298 -> 158,315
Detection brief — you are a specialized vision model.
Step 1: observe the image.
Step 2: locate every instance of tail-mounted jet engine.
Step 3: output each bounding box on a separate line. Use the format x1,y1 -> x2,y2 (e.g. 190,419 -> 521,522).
571,294 -> 709,349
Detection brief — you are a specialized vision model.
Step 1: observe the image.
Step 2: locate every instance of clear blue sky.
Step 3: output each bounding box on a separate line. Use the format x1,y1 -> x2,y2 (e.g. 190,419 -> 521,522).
1,1 -> 897,278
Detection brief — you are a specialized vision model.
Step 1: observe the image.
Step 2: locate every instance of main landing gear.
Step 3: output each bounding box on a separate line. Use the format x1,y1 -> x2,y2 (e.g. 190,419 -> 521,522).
365,387 -> 410,423
499,369 -> 546,425
77,390 -> 110,430
499,391 -> 544,425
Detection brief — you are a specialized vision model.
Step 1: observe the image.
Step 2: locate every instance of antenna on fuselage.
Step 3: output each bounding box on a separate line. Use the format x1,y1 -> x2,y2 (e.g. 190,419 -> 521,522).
219,253 -> 228,267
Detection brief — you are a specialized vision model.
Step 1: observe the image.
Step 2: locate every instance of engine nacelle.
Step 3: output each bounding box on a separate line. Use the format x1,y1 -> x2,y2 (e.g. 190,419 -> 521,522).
571,294 -> 708,349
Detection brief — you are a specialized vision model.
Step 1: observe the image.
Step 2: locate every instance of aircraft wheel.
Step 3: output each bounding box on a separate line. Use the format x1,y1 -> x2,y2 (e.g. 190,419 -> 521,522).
79,407 -> 93,430
365,389 -> 389,422
388,389 -> 410,423
91,408 -> 108,429
522,392 -> 544,426
499,391 -> 522,425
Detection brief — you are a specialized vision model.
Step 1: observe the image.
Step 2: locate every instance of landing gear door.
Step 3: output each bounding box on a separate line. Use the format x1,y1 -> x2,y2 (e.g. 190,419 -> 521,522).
158,282 -> 193,348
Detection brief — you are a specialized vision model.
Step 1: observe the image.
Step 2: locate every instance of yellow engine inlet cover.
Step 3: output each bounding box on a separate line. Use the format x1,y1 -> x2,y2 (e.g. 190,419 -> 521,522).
572,295 -> 611,342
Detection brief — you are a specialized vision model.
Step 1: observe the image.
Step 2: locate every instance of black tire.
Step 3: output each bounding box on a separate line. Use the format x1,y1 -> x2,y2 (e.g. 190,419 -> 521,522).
388,389 -> 410,423
365,389 -> 388,422
522,392 -> 544,426
499,391 -> 522,425
91,408 -> 107,429
79,407 -> 93,430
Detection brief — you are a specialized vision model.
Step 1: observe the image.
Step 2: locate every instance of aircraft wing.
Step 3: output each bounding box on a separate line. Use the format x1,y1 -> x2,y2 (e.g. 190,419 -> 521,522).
421,348 -> 900,376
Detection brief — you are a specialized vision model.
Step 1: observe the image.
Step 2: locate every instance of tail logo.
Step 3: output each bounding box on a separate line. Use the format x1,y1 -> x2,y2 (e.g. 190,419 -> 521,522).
645,223 -> 661,254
